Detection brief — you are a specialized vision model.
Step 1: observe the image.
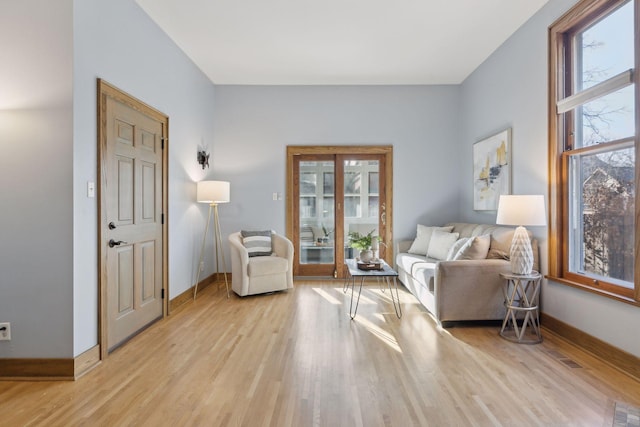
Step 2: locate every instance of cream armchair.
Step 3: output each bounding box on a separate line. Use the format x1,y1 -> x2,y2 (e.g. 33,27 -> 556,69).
228,231 -> 294,296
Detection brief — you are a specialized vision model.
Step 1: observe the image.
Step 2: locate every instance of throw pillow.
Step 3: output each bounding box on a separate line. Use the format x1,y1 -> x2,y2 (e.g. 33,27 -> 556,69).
241,230 -> 272,257
446,237 -> 469,261
454,234 -> 491,260
407,225 -> 454,256
427,230 -> 460,260
487,228 -> 532,260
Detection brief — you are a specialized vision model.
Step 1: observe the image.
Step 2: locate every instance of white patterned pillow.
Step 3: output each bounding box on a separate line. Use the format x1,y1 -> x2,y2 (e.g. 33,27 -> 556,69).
446,238 -> 469,261
241,230 -> 272,257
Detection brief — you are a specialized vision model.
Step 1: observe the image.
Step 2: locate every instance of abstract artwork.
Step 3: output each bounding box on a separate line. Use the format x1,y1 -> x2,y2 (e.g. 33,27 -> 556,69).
473,128 -> 511,211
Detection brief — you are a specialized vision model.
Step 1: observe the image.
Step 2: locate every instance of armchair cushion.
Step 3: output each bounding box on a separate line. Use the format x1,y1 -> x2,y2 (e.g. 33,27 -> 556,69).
241,230 -> 272,257
248,255 -> 289,277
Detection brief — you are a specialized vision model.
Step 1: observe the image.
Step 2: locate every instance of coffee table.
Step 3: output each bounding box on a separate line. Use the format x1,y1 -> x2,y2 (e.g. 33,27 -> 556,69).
344,259 -> 402,319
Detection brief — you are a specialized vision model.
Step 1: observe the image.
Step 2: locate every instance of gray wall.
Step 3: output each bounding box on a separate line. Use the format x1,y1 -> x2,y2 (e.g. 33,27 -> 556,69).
73,0 -> 217,356
1,0 -> 217,359
460,0 -> 640,357
212,85 -> 462,254
0,0 -> 74,358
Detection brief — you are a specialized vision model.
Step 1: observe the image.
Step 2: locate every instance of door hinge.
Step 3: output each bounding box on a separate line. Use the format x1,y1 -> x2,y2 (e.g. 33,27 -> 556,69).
161,288 -> 165,299
161,138 -> 166,149
161,213 -> 164,224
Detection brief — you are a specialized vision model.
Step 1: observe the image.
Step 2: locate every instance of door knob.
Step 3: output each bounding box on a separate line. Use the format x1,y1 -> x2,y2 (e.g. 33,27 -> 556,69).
108,239 -> 128,248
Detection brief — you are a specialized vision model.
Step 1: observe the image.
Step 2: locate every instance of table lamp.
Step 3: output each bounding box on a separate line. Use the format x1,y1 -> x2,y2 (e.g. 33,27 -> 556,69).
496,195 -> 546,275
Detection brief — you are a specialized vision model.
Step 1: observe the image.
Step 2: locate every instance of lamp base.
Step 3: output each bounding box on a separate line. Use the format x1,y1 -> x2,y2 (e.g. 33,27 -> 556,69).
510,226 -> 533,275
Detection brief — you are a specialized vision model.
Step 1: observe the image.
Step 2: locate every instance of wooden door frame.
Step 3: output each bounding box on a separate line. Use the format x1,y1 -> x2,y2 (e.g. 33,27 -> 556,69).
286,145 -> 393,277
97,79 -> 169,360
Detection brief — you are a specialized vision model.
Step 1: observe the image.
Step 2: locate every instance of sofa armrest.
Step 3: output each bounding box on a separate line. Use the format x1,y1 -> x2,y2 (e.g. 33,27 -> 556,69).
396,240 -> 413,254
434,259 -> 512,322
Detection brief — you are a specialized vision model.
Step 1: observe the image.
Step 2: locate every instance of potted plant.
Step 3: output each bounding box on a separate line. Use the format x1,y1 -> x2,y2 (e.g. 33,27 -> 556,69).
348,229 -> 379,262
318,224 -> 333,245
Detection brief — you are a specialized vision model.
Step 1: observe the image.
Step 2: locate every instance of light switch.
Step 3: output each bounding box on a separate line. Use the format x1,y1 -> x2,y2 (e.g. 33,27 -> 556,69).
272,192 -> 278,201
87,181 -> 95,198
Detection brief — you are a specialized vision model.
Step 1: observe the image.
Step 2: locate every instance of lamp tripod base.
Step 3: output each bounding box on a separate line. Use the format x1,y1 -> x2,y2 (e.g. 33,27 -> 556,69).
193,203 -> 230,299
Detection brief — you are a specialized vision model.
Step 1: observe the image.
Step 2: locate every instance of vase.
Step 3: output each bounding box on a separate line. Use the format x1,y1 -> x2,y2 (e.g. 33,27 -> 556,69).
359,249 -> 373,263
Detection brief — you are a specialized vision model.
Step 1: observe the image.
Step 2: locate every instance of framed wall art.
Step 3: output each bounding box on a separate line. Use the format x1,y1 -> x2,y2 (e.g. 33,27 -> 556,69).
473,128 -> 511,211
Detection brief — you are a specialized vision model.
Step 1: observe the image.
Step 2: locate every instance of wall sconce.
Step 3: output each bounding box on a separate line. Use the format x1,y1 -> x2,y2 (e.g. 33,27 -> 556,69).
197,150 -> 210,169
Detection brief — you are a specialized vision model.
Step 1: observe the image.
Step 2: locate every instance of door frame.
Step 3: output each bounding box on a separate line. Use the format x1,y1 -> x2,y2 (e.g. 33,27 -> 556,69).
97,79 -> 169,360
286,145 -> 393,278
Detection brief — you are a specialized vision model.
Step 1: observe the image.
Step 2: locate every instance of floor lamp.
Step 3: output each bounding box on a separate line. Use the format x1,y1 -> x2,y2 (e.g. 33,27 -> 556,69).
194,180 -> 230,299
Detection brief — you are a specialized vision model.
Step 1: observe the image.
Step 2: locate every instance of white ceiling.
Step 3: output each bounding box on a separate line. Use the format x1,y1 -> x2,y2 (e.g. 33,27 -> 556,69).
135,0 -> 549,85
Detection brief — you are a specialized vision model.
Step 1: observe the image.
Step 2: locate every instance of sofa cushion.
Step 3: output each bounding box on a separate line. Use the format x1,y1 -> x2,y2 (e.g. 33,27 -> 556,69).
427,230 -> 460,260
241,230 -> 272,257
411,262 -> 437,293
407,225 -> 453,255
396,252 -> 429,274
454,234 -> 491,260
247,255 -> 288,277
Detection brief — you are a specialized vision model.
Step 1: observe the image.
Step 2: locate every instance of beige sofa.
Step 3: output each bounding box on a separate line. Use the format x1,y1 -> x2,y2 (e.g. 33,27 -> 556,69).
395,222 -> 538,327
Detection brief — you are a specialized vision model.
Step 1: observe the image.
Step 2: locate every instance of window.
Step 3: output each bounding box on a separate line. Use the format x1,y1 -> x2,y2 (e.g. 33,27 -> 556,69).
549,0 -> 639,302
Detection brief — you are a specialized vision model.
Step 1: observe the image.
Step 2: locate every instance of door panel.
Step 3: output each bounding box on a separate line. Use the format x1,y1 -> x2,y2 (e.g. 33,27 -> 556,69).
141,240 -> 156,303
294,156 -> 337,276
104,94 -> 164,352
337,155 -> 387,278
116,245 -> 134,315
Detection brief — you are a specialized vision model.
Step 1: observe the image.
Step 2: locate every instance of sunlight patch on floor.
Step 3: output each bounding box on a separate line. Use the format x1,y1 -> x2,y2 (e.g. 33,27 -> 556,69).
334,287 -> 377,305
354,315 -> 402,353
367,288 -> 417,304
312,287 -> 342,305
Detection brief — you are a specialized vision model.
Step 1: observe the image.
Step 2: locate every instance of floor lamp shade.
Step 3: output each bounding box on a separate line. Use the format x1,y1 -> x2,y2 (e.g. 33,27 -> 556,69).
496,195 -> 546,275
197,180 -> 230,204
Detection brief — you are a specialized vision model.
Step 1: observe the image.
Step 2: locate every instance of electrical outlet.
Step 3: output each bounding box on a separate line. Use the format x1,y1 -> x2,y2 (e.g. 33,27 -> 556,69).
200,261 -> 205,271
0,323 -> 11,341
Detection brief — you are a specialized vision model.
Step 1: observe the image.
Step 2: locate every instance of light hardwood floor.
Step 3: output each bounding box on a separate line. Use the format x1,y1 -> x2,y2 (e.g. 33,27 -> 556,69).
2,280 -> 639,426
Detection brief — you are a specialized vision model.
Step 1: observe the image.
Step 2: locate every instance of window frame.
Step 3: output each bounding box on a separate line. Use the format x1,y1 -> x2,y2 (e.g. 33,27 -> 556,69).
548,0 -> 640,304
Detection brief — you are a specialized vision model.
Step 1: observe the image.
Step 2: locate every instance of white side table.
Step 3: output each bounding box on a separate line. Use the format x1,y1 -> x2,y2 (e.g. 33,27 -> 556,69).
499,271 -> 542,344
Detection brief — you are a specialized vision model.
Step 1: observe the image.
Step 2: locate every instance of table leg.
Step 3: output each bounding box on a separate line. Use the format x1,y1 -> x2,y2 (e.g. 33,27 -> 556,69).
349,276 -> 365,320
386,276 -> 402,318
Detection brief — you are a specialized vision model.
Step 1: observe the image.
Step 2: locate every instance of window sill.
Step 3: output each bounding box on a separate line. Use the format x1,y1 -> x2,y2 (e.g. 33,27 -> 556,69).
545,275 -> 640,307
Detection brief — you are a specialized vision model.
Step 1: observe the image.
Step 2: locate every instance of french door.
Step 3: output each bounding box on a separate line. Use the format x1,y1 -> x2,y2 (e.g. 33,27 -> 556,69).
287,146 -> 393,278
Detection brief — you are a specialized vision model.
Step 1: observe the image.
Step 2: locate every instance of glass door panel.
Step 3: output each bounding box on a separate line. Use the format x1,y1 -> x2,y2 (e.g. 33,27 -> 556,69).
343,159 -> 380,261
298,160 -> 336,275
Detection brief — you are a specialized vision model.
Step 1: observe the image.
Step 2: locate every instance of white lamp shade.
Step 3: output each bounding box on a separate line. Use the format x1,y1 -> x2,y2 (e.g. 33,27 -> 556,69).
496,195 -> 546,226
197,180 -> 230,204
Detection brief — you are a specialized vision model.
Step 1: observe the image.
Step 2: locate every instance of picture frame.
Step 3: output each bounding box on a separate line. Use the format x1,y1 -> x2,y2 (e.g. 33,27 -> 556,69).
473,128 -> 511,211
